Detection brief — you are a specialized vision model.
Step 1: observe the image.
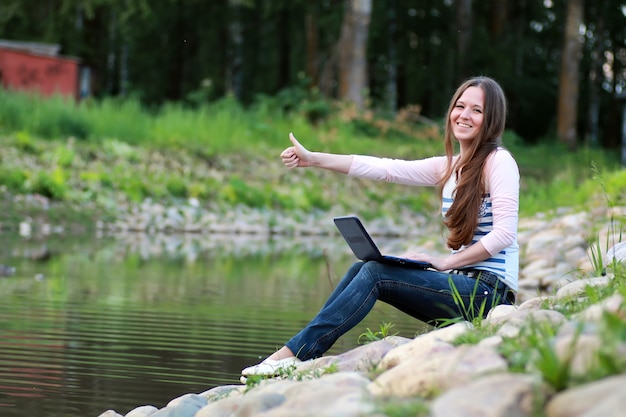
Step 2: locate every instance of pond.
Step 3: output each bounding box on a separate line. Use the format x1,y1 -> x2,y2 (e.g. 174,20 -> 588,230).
0,231 -> 430,417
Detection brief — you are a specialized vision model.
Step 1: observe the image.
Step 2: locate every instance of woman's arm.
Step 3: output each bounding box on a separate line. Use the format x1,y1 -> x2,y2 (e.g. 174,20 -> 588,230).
405,149 -> 519,271
282,133 -> 448,186
281,133 -> 353,173
478,149 -> 520,254
404,242 -> 491,271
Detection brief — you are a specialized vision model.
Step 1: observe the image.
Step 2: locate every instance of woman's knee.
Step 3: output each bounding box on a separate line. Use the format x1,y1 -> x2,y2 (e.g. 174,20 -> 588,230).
355,261 -> 385,284
346,261 -> 366,276
334,262 -> 367,290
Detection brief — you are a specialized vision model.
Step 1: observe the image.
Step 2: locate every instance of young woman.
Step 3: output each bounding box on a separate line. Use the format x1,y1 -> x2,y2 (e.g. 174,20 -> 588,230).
242,76 -> 519,379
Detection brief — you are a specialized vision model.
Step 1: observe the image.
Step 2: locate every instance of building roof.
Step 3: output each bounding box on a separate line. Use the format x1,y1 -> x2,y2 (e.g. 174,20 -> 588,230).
0,39 -> 61,57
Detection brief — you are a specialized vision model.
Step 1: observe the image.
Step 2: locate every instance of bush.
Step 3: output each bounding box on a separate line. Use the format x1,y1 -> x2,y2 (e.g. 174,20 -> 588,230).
0,168 -> 27,192
29,169 -> 67,199
166,177 -> 188,198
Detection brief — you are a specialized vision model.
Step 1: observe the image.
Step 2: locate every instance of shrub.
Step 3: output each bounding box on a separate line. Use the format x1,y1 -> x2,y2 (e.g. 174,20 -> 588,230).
29,169 -> 67,199
0,168 -> 27,192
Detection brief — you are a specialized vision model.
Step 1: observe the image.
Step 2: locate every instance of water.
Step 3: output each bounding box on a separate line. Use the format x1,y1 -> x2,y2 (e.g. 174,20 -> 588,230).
0,232 -> 429,417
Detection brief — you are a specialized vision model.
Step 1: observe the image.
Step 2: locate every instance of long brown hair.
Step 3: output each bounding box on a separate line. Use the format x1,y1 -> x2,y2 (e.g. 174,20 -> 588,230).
439,76 -> 507,250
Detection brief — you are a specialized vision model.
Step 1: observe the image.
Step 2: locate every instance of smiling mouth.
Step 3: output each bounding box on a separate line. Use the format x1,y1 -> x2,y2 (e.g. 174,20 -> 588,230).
457,122 -> 472,128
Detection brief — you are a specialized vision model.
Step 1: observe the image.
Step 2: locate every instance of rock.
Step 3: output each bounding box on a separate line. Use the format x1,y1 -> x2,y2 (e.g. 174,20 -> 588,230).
554,333 -> 603,377
166,393 -> 207,408
525,230 -> 564,257
230,391 -> 286,417
97,411 -> 123,417
148,393 -> 207,417
377,337 -> 454,372
555,276 -> 612,299
517,296 -> 554,312
497,309 -> 567,330
430,373 -> 549,417
299,338 -> 399,375
0,264 -> 16,276
477,335 -> 503,348
575,294 -> 624,321
125,405 -> 159,417
195,395 -> 242,417
606,241 -> 626,265
369,344 -> 507,397
250,372 -> 373,417
198,384 -> 243,402
377,321 -> 472,371
521,258 -> 553,280
545,374 -> 626,417
483,304 -> 517,326
381,335 -> 413,347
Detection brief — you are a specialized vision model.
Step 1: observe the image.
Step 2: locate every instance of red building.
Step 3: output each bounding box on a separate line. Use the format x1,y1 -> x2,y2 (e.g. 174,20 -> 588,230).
0,40 -> 88,100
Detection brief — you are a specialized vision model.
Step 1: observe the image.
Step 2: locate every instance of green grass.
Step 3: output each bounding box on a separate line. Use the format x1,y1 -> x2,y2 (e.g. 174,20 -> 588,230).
0,88 -> 623,221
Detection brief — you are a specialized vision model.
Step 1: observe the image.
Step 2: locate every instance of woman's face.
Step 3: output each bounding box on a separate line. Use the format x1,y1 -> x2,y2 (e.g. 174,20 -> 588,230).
450,86 -> 485,146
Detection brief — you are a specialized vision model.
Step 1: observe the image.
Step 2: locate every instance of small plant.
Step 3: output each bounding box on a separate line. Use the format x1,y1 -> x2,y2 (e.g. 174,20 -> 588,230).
166,177 -> 188,198
54,144 -> 77,168
0,168 -> 27,192
587,231 -> 605,276
528,322 -> 577,391
288,362 -> 339,382
28,168 -> 68,199
588,163 -> 625,276
243,374 -> 265,390
358,321 -> 398,344
435,276 -> 495,328
376,397 -> 430,417
15,130 -> 39,153
498,319 -> 577,392
588,310 -> 626,380
243,362 -> 339,391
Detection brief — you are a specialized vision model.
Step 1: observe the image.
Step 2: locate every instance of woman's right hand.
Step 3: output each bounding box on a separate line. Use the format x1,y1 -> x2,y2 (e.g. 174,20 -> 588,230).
281,133 -> 314,168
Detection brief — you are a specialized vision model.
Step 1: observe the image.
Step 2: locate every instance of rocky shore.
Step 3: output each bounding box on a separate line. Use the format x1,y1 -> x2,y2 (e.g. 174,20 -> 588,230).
93,204 -> 626,417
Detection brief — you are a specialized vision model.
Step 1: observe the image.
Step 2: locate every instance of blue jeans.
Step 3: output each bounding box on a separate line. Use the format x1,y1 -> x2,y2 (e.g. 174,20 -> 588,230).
285,261 -> 513,360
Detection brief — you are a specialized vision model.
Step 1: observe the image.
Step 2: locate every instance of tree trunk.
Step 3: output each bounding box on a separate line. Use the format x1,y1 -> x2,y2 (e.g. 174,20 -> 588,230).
305,1 -> 319,89
511,0 -> 526,77
226,5 -> 243,98
278,6 -> 290,90
385,0 -> 398,115
106,10 -> 117,94
489,0 -> 508,39
338,0 -> 372,110
557,0 -> 584,150
585,4 -> 607,148
455,0 -> 472,82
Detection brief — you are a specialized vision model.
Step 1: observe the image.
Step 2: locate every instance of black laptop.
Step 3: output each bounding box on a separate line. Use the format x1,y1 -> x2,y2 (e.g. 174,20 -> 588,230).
333,216 -> 432,269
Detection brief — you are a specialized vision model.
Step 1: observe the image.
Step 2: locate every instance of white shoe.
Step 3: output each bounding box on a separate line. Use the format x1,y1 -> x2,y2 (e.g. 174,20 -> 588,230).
241,357 -> 302,377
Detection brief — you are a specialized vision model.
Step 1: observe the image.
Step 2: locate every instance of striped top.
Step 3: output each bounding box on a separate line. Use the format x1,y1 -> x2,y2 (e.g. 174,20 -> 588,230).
441,172 -> 519,290
348,148 -> 519,291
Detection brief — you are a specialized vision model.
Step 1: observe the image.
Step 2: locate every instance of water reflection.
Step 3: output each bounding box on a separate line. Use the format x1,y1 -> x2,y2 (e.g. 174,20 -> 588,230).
0,232 -> 430,417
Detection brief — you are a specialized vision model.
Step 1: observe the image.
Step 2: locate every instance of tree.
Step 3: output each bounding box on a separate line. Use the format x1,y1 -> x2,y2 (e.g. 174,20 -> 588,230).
338,0 -> 372,110
455,0 -> 473,82
557,0 -> 584,150
304,0 -> 319,89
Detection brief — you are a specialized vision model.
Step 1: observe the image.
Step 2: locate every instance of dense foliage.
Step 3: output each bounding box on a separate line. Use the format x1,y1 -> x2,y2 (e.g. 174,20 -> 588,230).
1,0 -> 625,150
